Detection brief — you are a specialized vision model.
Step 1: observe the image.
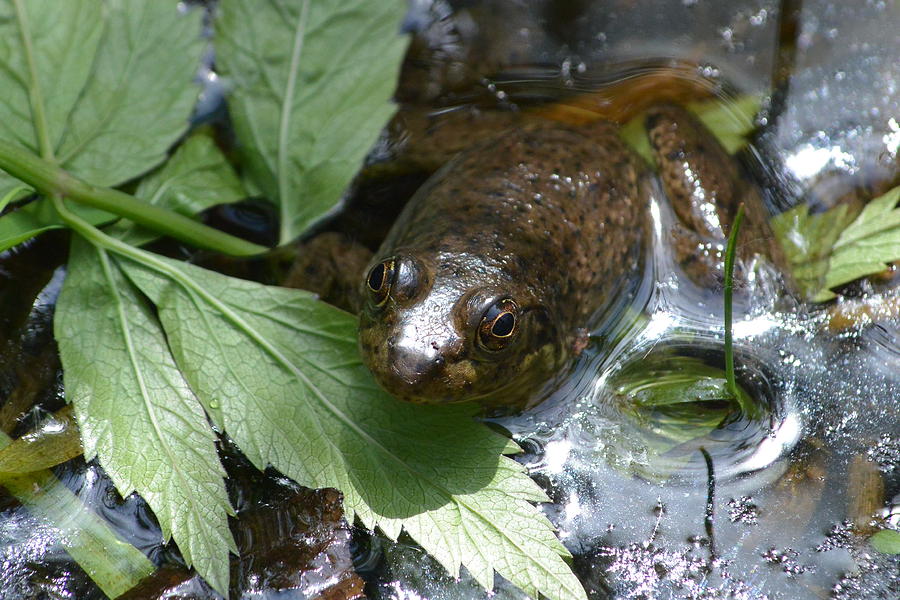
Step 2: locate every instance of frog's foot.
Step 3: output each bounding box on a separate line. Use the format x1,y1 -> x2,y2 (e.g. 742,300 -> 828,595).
572,328 -> 591,356
644,104 -> 785,289
283,232 -> 373,313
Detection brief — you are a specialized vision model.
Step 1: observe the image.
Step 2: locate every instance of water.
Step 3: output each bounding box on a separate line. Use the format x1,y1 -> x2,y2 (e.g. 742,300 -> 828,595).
363,149 -> 899,597
1,1 -> 898,598
359,1 -> 899,598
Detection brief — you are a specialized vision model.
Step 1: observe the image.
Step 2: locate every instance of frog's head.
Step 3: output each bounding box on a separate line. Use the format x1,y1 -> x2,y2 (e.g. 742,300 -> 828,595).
358,251 -> 565,407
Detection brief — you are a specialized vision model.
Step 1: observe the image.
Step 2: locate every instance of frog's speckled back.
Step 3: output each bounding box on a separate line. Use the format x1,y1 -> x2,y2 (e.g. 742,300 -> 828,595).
358,121 -> 649,408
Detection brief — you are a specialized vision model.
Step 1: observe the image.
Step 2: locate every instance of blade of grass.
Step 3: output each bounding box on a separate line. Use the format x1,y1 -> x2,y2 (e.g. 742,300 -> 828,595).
723,203 -> 745,400
0,429 -> 155,598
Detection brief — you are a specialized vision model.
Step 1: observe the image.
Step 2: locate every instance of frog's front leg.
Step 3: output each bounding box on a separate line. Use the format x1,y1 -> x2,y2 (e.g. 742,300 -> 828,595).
283,232 -> 373,313
644,104 -> 786,289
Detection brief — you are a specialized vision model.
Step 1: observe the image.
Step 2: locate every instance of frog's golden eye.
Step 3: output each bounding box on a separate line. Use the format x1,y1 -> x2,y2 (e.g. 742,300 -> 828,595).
366,259 -> 395,306
477,298 -> 519,351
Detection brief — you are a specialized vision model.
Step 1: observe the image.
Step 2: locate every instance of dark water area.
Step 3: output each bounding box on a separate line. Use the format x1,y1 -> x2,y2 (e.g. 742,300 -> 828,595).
1,1 -> 899,599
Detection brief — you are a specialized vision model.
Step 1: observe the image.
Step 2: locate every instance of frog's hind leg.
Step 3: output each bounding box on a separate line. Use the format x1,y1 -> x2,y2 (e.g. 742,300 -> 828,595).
644,104 -> 784,290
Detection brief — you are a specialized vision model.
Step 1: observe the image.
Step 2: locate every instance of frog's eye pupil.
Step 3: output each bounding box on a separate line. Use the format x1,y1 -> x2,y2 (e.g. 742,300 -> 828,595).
367,263 -> 385,291
477,298 -> 519,351
366,259 -> 395,306
492,312 -> 515,337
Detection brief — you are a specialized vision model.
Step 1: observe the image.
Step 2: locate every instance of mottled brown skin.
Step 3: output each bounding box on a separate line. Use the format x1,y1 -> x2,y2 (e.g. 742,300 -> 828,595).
358,121 -> 648,407
357,106 -> 783,409
645,104 -> 789,288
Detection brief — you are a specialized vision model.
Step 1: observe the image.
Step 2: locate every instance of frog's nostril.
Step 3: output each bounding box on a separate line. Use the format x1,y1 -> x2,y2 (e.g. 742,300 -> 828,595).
385,340 -> 445,389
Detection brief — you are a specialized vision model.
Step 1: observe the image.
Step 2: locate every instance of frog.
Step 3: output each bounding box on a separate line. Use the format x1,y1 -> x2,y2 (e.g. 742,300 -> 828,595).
350,103 -> 786,410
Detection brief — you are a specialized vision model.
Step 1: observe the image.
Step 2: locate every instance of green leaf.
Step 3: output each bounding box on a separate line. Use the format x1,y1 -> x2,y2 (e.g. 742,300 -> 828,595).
215,0 -> 410,244
824,186 -> 900,295
0,0 -> 204,194
118,254 -> 585,600
0,430 -> 155,598
770,185 -> 900,301
0,185 -> 31,213
0,198 -> 116,253
769,202 -> 854,301
870,529 -> 900,554
54,236 -> 236,596
113,130 -> 246,246
0,406 -> 83,474
611,353 -> 763,479
621,95 -> 761,163
0,0 -> 104,173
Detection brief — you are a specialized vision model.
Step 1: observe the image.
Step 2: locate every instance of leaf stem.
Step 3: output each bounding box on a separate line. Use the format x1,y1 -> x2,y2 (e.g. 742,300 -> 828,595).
0,140 -> 266,256
13,0 -> 56,162
723,203 -> 745,400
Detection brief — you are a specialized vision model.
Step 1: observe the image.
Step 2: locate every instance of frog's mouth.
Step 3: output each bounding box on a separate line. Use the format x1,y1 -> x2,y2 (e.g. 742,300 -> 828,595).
379,355 -> 551,409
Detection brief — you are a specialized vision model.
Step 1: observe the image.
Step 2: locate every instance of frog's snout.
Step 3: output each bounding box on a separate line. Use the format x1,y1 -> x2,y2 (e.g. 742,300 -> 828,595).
384,334 -> 444,388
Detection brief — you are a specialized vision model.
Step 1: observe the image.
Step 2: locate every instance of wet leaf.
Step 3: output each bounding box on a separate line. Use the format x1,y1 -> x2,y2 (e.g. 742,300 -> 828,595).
0,407 -> 154,600
0,199 -> 115,253
0,0 -> 203,195
215,0 -> 410,244
870,529 -> 900,554
55,237 -> 236,596
614,355 -> 759,456
621,95 -> 761,163
2,468 -> 156,597
824,186 -> 900,296
113,130 -> 247,246
771,185 -> 900,301
769,202 -> 854,301
0,406 -> 83,473
119,254 -> 585,600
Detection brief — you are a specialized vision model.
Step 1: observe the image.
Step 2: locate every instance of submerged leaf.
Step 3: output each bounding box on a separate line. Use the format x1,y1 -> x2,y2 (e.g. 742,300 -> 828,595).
614,355 -> 759,453
215,0 -> 410,244
55,237 -> 235,596
0,421 -> 155,598
771,185 -> 900,301
2,468 -> 156,597
0,406 -> 82,473
825,186 -> 900,296
621,95 -> 761,163
120,255 -> 585,600
870,529 -> 900,554
769,202 -> 855,301
0,0 -> 203,195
